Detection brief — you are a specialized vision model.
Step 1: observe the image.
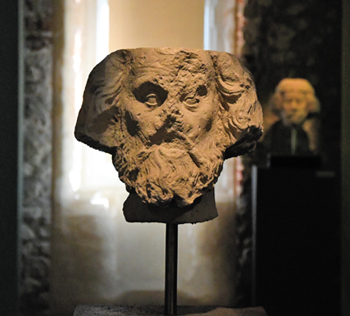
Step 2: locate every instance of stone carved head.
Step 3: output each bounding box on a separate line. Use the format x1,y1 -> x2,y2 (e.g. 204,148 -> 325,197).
75,48 -> 262,223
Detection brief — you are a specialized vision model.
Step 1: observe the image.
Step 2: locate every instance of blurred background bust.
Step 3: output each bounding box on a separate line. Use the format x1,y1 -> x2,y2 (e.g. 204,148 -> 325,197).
258,78 -> 320,159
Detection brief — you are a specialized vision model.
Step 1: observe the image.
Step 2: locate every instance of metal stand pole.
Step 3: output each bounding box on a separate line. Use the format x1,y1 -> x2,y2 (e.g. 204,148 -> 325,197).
164,223 -> 178,315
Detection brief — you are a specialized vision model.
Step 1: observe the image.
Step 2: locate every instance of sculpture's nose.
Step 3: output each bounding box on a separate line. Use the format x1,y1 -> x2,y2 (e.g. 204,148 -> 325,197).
147,102 -> 183,145
160,99 -> 181,124
168,99 -> 181,113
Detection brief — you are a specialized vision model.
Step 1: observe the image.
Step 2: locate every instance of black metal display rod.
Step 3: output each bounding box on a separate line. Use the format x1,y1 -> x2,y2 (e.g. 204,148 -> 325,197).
164,223 -> 178,315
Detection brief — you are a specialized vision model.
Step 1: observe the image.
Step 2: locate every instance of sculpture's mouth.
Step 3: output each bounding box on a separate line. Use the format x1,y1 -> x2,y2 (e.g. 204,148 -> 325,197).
152,143 -> 186,159
148,128 -> 185,146
146,117 -> 193,149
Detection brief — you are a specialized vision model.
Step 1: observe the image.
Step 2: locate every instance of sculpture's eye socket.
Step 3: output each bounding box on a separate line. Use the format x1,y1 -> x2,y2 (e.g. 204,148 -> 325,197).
144,92 -> 161,108
182,85 -> 208,110
183,96 -> 199,106
197,85 -> 207,97
133,82 -> 168,109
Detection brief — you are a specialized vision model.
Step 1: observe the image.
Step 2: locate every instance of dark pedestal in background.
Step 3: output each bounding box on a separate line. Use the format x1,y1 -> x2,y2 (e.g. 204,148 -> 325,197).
251,159 -> 340,316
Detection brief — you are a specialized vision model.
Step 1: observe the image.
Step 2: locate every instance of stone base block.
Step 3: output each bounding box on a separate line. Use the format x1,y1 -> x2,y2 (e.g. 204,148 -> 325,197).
73,305 -> 268,316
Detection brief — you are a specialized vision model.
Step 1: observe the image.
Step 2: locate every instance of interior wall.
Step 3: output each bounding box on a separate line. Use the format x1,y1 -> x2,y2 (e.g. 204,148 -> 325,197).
109,0 -> 204,50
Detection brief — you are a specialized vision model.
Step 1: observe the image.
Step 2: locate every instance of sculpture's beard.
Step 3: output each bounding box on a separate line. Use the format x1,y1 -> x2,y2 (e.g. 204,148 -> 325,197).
112,132 -> 226,208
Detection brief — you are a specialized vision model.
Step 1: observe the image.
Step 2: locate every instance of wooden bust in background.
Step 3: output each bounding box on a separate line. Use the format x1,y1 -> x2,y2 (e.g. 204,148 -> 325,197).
74,48 -> 263,223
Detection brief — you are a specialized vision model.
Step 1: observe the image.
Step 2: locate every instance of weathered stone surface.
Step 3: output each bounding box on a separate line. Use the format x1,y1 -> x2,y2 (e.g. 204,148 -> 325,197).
75,47 -> 262,223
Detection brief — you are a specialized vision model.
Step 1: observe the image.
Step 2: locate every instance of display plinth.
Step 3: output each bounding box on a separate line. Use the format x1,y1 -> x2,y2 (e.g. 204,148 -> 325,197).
73,305 -> 268,316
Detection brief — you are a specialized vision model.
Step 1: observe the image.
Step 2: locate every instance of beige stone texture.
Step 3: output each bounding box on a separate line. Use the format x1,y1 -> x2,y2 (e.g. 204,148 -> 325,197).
75,48 -> 262,223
